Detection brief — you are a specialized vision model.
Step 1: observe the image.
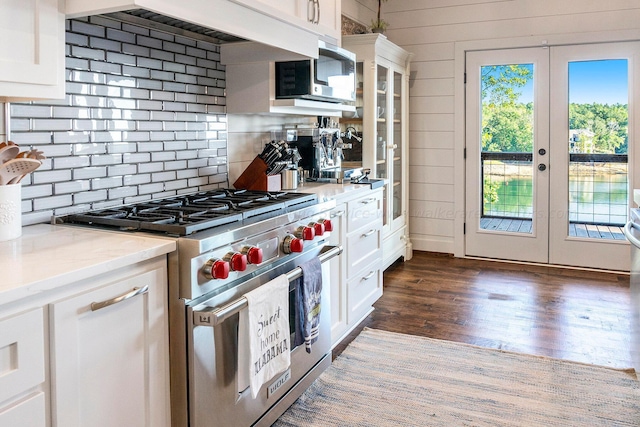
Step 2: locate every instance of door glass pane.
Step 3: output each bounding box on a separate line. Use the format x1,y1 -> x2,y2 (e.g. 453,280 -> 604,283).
375,64 -> 388,226
480,63 -> 534,233
392,71 -> 402,221
568,59 -> 628,240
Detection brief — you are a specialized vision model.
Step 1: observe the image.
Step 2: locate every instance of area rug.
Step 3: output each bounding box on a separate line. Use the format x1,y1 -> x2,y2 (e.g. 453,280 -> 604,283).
274,328 -> 640,426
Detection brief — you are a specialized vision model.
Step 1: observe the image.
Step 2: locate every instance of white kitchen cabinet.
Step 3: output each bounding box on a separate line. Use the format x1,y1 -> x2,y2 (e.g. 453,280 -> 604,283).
50,260 -> 170,427
0,308 -> 46,427
0,0 -> 66,101
342,34 -> 413,270
229,0 -> 340,44
330,187 -> 383,347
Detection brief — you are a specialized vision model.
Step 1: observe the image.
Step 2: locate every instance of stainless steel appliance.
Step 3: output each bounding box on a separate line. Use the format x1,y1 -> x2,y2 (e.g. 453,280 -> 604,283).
54,189 -> 339,427
275,40 -> 356,103
623,209 -> 640,371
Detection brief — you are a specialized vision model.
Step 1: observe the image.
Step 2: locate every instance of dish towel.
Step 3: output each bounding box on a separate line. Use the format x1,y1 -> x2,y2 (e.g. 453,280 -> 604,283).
294,257 -> 323,353
238,274 -> 291,399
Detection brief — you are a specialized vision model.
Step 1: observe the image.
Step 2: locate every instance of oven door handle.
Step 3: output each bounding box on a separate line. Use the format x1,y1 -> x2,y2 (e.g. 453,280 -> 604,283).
193,245 -> 343,327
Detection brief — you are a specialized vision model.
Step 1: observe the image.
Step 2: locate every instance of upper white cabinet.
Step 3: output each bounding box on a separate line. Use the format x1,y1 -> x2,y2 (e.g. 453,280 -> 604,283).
0,0 -> 66,101
229,0 -> 341,44
342,34 -> 413,270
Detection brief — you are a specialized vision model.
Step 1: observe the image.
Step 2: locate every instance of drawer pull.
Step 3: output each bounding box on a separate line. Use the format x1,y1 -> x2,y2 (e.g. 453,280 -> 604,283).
359,198 -> 376,205
361,271 -> 376,281
90,285 -> 149,311
361,229 -> 376,238
331,210 -> 345,218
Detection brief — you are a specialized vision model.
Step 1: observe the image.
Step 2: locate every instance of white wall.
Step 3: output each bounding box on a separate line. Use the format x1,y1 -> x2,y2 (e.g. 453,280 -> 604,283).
359,0 -> 640,255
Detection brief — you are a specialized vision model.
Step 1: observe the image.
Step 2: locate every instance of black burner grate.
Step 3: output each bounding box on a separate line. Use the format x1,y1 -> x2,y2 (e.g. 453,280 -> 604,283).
57,189 -> 317,236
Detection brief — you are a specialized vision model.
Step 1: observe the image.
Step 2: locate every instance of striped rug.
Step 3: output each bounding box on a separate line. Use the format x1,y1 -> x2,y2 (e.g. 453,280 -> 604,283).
274,328 -> 640,426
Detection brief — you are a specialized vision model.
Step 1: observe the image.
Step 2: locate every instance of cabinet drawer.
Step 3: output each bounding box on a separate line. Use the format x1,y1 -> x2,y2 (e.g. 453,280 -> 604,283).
0,392 -> 46,427
0,308 -> 45,403
347,260 -> 383,322
346,221 -> 382,279
347,192 -> 382,233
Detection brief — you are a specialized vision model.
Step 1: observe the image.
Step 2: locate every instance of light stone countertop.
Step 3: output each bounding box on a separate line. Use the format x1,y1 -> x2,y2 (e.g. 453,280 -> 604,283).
297,182 -> 380,203
0,224 -> 176,305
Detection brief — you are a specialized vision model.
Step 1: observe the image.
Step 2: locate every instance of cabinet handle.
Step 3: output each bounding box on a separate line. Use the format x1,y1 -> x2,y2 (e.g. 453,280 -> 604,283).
361,270 -> 376,281
90,285 -> 149,312
331,210 -> 345,218
359,197 -> 376,205
361,229 -> 376,238
314,0 -> 320,24
308,0 -> 315,22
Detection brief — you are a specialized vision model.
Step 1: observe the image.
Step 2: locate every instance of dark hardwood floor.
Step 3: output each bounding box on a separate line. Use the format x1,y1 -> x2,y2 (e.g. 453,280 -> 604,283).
333,251 -> 633,369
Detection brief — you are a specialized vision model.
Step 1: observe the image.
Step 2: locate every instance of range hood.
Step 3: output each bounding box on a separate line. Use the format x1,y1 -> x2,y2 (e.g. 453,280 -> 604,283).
65,0 -> 320,58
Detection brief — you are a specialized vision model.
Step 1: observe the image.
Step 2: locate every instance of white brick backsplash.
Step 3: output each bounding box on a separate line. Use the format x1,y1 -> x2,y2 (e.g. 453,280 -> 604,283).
55,180 -> 91,194
124,174 -> 151,185
108,142 -> 138,153
22,185 -> 53,199
91,176 -> 123,190
89,59 -> 122,75
152,171 -> 176,182
73,166 -> 107,180
11,18 -> 228,222
90,37 -> 122,52
74,143 -> 107,155
107,164 -> 137,176
91,153 -> 123,166
151,151 -> 175,162
164,179 -> 188,191
33,170 -> 72,184
54,156 -> 91,169
108,186 -> 138,199
177,169 -> 198,179
138,183 -> 164,195
73,190 -> 108,204
163,160 -> 188,171
138,162 -> 164,173
106,28 -> 135,44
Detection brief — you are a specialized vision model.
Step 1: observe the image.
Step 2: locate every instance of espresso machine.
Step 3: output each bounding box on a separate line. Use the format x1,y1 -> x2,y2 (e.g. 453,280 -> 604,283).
286,124 -> 361,183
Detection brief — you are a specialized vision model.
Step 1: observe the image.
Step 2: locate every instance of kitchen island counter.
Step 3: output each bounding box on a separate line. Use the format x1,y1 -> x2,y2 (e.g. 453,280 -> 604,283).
0,224 -> 175,305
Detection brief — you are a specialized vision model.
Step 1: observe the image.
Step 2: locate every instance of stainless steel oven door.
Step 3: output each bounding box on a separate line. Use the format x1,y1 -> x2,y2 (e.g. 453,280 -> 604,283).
187,245 -> 339,427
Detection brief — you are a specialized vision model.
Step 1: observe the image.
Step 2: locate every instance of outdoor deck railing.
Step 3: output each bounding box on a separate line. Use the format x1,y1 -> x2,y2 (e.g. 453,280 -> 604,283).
481,152 -> 628,226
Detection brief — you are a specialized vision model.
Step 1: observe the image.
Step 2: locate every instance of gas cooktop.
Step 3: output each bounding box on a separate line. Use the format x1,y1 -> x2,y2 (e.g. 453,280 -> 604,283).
54,189 -> 318,236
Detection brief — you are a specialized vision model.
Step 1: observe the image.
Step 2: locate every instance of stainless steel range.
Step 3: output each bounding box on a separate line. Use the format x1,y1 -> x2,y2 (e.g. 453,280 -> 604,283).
54,188 -> 339,427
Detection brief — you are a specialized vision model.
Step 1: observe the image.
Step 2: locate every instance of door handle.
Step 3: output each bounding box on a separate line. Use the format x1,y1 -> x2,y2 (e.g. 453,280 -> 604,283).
538,163 -> 547,171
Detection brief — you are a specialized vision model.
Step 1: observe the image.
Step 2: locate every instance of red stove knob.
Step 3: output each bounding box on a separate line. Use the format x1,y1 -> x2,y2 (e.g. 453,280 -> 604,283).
295,225 -> 315,241
283,234 -> 304,254
310,221 -> 326,237
225,252 -> 247,272
202,258 -> 230,280
318,218 -> 333,232
242,246 -> 263,264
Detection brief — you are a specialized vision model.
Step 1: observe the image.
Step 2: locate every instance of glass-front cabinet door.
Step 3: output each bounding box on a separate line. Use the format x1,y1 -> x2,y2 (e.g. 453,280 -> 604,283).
375,63 -> 389,228
342,34 -> 413,270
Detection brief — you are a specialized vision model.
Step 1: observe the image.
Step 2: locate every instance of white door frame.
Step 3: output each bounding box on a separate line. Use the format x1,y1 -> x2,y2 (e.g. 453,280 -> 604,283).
453,30 -> 640,271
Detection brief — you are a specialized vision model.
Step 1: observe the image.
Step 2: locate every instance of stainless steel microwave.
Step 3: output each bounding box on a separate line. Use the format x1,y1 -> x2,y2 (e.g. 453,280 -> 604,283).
275,41 -> 356,103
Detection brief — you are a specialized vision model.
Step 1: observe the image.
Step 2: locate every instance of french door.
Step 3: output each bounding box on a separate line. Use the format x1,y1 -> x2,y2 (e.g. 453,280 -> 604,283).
465,42 -> 639,270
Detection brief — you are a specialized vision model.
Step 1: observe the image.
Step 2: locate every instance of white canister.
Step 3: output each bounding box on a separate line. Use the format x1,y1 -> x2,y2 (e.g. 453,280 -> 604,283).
0,183 -> 22,241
